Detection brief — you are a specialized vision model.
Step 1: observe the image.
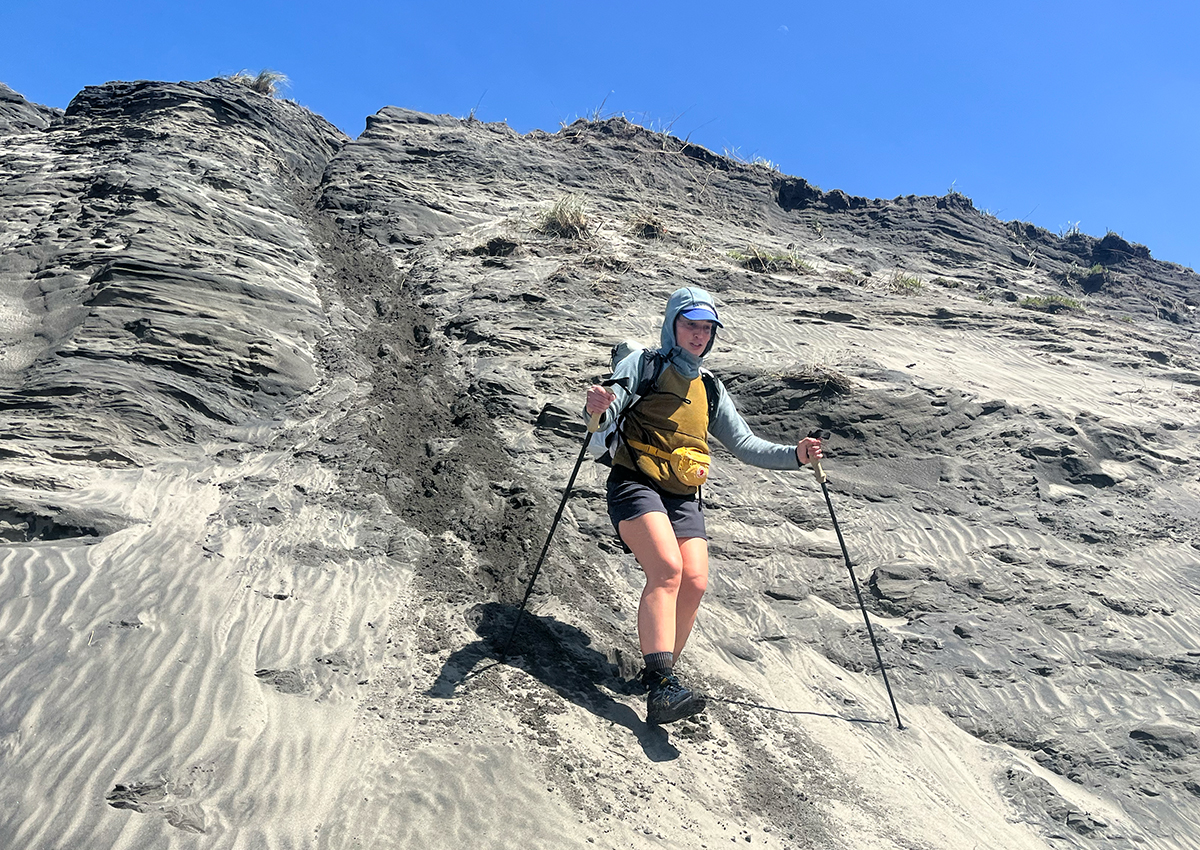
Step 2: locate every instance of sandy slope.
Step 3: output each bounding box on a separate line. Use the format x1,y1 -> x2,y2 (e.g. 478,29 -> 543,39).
1,80 -> 1198,849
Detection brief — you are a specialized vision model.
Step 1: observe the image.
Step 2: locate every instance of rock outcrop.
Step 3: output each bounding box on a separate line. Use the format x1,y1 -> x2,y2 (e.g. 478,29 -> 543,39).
1,78 -> 1198,849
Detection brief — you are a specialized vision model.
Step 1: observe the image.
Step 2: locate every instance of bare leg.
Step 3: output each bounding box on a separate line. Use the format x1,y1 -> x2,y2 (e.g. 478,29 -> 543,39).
672,536 -> 709,662
621,515 -> 708,725
618,511 -> 684,656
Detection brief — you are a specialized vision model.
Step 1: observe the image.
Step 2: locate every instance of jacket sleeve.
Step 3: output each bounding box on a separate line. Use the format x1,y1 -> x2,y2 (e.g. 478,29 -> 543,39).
707,378 -> 801,470
581,349 -> 648,428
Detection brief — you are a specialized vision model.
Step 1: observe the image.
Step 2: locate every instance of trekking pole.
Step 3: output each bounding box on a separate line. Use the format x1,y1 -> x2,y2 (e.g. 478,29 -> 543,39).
499,410 -> 602,660
807,431 -> 904,730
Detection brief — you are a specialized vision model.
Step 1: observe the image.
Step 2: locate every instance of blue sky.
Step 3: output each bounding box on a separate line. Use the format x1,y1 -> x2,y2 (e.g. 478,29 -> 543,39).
7,1 -> 1198,271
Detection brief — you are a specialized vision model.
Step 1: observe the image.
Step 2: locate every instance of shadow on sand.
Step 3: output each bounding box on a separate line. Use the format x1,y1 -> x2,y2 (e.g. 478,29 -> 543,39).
426,603 -> 892,761
704,696 -> 893,727
426,602 -> 683,762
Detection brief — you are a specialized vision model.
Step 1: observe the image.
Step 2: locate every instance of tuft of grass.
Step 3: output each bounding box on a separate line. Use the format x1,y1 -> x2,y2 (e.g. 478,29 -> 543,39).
630,211 -> 668,240
778,364 -> 856,398
721,146 -> 781,172
537,194 -> 590,239
587,92 -> 614,122
886,271 -> 925,294
225,69 -> 289,96
1020,294 -> 1084,313
729,246 -> 813,274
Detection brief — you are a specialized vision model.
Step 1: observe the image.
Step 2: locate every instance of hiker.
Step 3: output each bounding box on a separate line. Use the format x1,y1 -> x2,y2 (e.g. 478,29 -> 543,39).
585,286 -> 822,725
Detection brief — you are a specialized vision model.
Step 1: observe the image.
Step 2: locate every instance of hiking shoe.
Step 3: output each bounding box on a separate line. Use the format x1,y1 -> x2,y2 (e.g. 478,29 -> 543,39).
641,668 -> 705,725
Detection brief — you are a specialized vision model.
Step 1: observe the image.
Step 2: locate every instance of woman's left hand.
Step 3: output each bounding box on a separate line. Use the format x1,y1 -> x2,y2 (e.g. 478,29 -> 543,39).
797,436 -> 823,466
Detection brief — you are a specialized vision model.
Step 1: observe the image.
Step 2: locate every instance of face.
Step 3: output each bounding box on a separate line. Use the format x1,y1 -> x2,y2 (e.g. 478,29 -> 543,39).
675,316 -> 715,356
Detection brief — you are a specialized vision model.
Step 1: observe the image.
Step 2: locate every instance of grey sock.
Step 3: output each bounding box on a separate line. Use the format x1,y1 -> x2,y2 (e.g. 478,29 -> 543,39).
643,651 -> 674,673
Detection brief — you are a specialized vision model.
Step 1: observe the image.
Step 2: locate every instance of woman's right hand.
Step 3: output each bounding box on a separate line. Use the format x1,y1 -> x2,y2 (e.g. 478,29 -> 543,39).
586,385 -> 617,415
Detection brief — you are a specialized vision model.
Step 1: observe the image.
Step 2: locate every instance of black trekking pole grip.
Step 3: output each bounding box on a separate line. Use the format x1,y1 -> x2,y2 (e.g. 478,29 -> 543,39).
499,409 -> 602,660
805,430 -> 904,730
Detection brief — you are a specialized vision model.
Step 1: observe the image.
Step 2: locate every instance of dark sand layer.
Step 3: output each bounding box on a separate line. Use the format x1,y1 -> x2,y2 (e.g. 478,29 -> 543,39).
0,79 -> 1197,849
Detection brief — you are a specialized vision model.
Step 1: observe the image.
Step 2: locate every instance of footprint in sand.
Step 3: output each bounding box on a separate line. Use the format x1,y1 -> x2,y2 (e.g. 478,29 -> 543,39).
106,779 -> 206,834
255,667 -> 311,695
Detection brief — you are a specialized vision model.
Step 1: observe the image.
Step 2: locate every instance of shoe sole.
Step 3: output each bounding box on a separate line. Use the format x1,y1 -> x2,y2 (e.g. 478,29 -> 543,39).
646,695 -> 706,726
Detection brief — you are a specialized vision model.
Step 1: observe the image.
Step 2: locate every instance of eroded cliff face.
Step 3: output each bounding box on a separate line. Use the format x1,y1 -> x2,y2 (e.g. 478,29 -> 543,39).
0,82 -> 61,133
1,79 -> 1198,849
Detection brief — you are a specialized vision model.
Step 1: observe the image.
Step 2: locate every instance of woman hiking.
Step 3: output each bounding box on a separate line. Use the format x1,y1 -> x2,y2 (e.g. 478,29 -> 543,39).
585,287 -> 822,725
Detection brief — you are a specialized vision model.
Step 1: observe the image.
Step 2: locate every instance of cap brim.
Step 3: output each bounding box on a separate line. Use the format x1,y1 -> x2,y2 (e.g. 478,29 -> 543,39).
679,308 -> 724,327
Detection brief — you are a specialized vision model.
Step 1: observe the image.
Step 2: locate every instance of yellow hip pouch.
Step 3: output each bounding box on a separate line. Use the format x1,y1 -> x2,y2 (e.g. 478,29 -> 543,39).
628,439 -> 711,487
668,446 -> 711,487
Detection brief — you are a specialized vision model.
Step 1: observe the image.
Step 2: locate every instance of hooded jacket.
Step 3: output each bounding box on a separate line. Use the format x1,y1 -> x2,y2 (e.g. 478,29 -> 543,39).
595,287 -> 801,488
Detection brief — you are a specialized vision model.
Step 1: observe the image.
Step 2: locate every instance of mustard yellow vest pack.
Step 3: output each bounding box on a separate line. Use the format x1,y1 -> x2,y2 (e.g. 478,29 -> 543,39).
614,365 -> 712,495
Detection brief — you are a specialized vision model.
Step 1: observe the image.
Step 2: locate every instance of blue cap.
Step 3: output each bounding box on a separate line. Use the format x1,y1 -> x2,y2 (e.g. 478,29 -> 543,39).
679,305 -> 724,327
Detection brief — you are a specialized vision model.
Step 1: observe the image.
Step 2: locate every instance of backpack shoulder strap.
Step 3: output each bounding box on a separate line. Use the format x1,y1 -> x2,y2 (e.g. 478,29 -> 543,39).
701,368 -> 721,422
612,351 -> 663,442
635,349 -> 665,397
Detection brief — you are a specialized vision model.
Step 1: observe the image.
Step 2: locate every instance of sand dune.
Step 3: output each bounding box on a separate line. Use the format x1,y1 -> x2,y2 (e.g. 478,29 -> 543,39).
1,79 -> 1198,848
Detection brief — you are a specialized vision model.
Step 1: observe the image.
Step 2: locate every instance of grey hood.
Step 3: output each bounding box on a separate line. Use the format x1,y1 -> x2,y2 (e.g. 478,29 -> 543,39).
660,286 -> 722,378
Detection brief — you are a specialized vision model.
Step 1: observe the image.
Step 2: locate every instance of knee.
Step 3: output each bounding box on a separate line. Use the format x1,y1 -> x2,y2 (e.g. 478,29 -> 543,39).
680,565 -> 708,598
641,552 -> 684,592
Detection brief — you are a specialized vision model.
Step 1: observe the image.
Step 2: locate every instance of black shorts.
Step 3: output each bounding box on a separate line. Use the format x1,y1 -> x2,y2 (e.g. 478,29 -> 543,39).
606,465 -> 707,542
